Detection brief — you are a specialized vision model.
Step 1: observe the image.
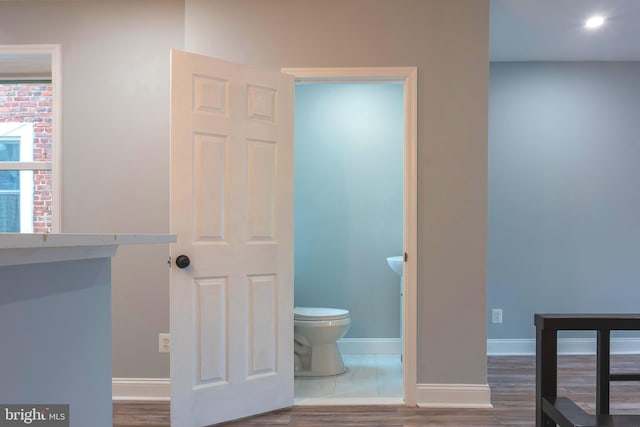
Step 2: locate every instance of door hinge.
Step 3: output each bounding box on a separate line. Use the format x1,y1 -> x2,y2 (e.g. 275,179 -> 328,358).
404,252 -> 408,262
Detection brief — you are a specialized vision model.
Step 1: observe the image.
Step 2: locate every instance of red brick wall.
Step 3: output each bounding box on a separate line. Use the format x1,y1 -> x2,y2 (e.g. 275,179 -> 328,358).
0,83 -> 53,233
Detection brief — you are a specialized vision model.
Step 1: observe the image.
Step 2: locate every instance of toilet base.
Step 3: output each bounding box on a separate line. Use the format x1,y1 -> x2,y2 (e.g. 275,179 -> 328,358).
294,342 -> 346,377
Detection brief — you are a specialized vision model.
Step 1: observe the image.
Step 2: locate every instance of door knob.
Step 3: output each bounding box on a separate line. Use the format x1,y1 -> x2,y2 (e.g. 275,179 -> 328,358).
175,255 -> 191,269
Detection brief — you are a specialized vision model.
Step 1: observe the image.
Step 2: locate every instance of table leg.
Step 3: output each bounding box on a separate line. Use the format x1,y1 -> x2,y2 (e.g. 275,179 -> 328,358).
536,327 -> 557,427
597,329 -> 611,415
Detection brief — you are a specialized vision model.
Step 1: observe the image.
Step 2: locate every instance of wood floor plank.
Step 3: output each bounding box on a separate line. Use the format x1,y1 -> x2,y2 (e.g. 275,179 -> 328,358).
113,355 -> 640,426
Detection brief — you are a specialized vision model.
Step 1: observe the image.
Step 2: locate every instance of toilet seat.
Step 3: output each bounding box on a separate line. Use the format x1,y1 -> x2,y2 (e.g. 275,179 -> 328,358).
294,307 -> 350,321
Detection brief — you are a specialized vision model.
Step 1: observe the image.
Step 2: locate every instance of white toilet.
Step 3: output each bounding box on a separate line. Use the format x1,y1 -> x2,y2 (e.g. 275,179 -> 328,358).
294,307 -> 351,377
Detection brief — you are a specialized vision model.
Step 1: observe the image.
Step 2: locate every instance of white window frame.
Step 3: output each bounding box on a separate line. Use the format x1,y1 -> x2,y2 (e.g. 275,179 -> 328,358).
0,44 -> 62,232
0,123 -> 37,232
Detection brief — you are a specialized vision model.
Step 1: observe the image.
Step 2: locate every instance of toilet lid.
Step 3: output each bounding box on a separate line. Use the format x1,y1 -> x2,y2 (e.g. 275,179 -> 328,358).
294,307 -> 350,321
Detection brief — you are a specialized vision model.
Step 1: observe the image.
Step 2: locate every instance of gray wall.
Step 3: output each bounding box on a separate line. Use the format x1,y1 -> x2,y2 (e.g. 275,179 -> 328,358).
0,0 -> 489,386
186,0 -> 489,385
488,62 -> 640,339
294,82 -> 404,338
0,0 -> 185,378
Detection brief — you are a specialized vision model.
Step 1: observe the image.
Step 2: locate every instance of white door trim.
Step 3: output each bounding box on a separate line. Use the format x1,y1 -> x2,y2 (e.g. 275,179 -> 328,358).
0,44 -> 62,232
282,67 -> 418,406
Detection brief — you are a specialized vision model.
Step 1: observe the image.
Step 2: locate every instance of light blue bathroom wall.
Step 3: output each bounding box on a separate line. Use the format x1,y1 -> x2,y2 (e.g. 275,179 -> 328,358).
294,82 -> 404,338
488,62 -> 640,339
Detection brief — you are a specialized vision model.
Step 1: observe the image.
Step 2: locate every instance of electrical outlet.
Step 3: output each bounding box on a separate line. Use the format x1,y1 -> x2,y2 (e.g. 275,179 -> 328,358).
492,309 -> 503,324
159,333 -> 171,353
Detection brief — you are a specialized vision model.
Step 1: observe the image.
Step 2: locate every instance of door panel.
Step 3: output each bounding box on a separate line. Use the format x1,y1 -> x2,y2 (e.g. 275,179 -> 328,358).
193,134 -> 227,242
195,277 -> 227,385
247,140 -> 277,240
170,49 -> 294,427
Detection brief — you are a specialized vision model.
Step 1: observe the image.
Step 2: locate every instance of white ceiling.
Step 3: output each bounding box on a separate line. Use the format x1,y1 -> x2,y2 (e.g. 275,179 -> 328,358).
490,0 -> 640,61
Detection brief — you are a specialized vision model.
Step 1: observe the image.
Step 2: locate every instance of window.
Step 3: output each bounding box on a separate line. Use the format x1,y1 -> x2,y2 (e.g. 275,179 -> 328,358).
0,44 -> 59,233
0,124 -> 42,232
0,137 -> 20,231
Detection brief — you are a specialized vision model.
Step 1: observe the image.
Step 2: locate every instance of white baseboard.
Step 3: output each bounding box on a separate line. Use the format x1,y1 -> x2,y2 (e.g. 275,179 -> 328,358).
113,377 -> 492,409
337,338 -> 401,354
111,338 -> 399,402
488,337 -> 640,356
112,378 -> 170,401
416,383 -> 492,409
115,338 -> 639,402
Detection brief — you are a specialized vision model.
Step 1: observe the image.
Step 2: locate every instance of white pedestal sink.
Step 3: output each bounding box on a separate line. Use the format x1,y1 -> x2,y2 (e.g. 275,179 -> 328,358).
386,255 -> 404,277
386,255 -> 404,356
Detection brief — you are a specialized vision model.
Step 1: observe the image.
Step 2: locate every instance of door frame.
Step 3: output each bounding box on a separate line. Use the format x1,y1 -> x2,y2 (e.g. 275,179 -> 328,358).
282,67 -> 418,405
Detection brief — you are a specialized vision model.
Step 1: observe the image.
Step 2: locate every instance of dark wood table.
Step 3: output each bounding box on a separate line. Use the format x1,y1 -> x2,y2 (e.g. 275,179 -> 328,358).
535,314 -> 640,427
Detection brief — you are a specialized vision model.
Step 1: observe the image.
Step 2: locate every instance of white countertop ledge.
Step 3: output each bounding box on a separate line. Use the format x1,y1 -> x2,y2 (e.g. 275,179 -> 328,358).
0,233 -> 176,267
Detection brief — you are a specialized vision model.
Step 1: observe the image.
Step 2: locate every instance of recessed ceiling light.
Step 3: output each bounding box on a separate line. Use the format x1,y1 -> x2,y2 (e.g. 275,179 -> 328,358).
585,15 -> 606,29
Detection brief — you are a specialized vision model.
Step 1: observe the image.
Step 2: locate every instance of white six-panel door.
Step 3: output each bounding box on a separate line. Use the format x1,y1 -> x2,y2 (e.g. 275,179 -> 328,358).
170,49 -> 294,427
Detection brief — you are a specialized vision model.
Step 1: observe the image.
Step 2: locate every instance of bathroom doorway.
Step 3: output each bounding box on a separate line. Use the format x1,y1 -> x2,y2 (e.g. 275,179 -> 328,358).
283,67 -> 417,405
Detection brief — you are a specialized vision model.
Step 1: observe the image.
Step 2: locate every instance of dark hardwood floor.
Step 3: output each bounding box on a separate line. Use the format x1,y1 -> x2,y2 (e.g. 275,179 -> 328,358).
113,355 -> 640,426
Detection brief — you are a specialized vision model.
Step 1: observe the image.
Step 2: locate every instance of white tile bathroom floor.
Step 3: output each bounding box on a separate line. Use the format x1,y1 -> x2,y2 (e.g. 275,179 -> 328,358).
294,354 -> 403,404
